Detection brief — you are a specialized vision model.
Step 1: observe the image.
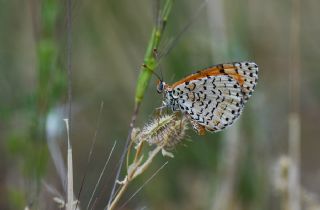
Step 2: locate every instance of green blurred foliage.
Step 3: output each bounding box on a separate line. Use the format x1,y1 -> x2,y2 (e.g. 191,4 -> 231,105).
2,0 -> 66,208
7,189 -> 26,210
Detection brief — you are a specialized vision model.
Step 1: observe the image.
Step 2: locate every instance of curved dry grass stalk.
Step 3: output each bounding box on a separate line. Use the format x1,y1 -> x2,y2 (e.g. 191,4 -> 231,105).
107,114 -> 188,210
119,161 -> 169,209
87,141 -> 117,210
64,119 -> 78,210
107,145 -> 164,210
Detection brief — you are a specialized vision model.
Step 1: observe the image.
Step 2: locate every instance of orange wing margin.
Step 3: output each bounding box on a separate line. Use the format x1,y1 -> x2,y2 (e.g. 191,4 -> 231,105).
171,63 -> 245,88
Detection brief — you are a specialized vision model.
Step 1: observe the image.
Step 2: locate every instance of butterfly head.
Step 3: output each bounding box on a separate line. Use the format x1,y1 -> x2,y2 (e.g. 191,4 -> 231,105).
156,80 -> 167,94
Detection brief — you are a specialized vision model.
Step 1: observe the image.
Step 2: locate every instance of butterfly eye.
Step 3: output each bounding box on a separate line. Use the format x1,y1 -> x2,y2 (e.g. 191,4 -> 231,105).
157,81 -> 165,93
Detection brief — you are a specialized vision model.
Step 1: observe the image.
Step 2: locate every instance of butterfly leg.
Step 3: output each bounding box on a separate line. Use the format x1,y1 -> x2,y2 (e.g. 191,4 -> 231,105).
185,116 -> 206,135
192,122 -> 206,136
155,103 -> 167,115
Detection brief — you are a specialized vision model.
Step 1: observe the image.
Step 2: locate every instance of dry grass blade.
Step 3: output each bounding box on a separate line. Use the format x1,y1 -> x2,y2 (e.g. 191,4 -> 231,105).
77,101 -> 105,209
119,161 -> 169,209
46,107 -> 67,193
106,104 -> 140,209
87,141 -> 117,210
107,114 -> 188,210
64,119 -> 77,210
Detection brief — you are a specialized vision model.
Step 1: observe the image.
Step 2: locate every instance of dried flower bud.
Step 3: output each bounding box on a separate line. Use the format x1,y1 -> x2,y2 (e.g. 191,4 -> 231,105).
273,155 -> 290,193
137,114 -> 188,149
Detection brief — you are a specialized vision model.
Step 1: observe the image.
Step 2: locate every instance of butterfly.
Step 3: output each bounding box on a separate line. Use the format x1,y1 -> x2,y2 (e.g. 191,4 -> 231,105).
156,61 -> 258,135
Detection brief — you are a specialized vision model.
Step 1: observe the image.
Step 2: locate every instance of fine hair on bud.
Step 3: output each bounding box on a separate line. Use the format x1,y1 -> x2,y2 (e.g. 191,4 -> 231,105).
135,114 -> 188,149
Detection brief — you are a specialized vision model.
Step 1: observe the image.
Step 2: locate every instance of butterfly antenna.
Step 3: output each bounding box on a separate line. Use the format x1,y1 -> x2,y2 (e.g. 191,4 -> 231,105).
158,57 -> 164,82
152,48 -> 165,81
160,0 -> 208,60
142,64 -> 162,82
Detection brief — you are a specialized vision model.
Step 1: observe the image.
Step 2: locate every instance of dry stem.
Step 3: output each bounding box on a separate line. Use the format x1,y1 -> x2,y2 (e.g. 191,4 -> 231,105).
108,142 -> 163,210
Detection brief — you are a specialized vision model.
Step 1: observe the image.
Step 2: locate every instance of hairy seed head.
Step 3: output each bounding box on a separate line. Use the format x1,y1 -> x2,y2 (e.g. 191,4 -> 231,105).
136,114 -> 188,149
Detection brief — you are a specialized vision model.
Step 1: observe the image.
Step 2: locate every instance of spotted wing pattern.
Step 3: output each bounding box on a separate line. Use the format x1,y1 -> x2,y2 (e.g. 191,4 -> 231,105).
233,62 -> 258,102
169,61 -> 258,132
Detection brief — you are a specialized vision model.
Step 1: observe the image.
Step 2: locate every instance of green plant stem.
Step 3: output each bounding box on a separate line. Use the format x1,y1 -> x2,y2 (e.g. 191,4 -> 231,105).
107,1 -> 173,209
135,0 -> 173,103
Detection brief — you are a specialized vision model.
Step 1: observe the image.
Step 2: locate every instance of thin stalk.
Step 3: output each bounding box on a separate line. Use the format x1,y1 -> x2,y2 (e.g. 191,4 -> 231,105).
77,101 -> 105,210
106,104 -> 140,209
64,119 -> 75,210
107,180 -> 129,210
288,0 -> 301,209
134,0 -> 173,103
120,161 -> 168,209
107,1 -> 173,209
67,0 -> 72,130
108,145 -> 163,210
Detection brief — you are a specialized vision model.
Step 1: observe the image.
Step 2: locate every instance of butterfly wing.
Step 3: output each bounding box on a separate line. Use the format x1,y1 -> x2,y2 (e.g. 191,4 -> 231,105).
232,62 -> 259,102
170,61 -> 258,132
172,61 -> 258,102
173,75 -> 244,132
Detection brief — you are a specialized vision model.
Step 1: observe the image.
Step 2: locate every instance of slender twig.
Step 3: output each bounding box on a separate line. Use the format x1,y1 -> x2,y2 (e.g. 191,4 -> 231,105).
108,145 -> 164,210
120,161 -> 168,209
106,104 -> 140,209
130,146 -> 162,180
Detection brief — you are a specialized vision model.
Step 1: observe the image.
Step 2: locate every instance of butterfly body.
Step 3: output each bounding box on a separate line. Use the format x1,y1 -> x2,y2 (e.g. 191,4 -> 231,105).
157,61 -> 258,134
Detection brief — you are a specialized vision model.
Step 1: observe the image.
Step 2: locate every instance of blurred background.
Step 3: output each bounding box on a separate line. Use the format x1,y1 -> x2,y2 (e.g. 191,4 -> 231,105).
1,0 -> 320,209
